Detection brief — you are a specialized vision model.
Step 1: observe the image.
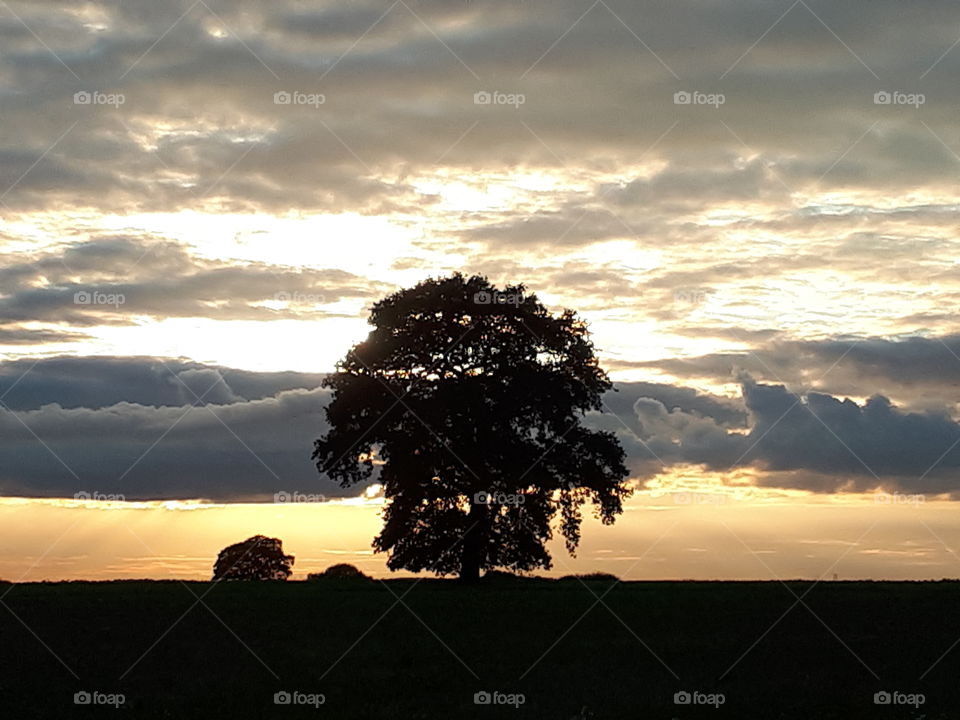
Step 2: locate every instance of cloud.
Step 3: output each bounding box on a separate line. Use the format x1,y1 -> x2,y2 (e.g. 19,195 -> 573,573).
0,355 -> 737,501
601,380 -> 748,435
0,386 -> 335,502
2,0 -> 960,362
2,0 -> 960,503
0,236 -> 393,332
736,378 -> 960,494
610,375 -> 960,496
3,0 -> 960,218
0,356 -> 326,410
0,327 -> 90,345
632,333 -> 960,412
4,355 -> 960,501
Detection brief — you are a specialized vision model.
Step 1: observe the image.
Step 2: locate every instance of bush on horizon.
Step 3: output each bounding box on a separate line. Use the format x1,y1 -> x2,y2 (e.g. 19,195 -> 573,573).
306,563 -> 371,581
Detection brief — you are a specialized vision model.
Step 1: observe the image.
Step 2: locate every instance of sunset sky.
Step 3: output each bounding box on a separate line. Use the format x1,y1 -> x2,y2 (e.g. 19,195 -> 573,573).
3,0 -> 960,580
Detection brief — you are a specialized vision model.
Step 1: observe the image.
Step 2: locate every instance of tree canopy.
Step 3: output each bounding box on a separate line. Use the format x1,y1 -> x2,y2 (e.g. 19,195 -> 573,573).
212,535 -> 294,581
313,274 -> 630,581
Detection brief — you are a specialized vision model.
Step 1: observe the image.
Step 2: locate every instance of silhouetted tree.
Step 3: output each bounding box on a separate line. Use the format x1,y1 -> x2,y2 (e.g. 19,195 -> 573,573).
306,563 -> 370,580
212,535 -> 294,581
313,274 -> 629,582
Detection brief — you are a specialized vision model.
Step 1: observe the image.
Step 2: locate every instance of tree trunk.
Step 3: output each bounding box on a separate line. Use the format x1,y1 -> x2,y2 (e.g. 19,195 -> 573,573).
460,500 -> 486,583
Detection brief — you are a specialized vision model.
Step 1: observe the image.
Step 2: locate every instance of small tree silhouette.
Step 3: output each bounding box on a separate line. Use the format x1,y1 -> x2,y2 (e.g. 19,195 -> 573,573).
212,535 -> 294,581
306,563 -> 370,581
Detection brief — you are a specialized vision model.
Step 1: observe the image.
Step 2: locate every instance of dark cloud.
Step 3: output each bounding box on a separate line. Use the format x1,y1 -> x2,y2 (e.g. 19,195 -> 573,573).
634,333 -> 960,411
4,355 -> 959,501
602,381 -> 747,436
602,374 -> 960,496
0,356 -> 326,410
0,358 -> 337,502
0,355 -> 744,501
0,386 -> 335,502
736,378 -> 960,494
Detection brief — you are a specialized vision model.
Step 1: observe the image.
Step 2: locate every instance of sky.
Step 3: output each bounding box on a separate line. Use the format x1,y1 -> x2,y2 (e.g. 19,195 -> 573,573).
2,0 -> 960,580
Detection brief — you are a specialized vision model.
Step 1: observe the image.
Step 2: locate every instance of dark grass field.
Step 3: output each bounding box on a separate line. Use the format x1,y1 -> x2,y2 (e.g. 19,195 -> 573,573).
1,578 -> 957,718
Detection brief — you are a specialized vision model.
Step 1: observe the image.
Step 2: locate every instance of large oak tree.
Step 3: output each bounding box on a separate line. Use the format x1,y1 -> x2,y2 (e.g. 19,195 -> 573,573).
313,274 -> 629,581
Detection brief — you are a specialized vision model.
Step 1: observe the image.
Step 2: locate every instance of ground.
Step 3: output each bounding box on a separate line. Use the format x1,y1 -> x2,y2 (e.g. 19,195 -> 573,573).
0,578 -> 955,718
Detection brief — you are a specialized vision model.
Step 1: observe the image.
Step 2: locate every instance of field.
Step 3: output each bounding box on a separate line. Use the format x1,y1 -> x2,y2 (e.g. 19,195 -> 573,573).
1,578 -> 957,718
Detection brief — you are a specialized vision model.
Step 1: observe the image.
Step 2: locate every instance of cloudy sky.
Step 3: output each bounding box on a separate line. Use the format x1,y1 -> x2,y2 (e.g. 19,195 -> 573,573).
3,0 -> 960,580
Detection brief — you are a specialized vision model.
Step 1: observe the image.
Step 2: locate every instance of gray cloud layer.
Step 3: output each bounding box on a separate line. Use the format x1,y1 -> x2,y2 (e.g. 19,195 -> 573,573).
606,376 -> 960,497
0,236 -> 390,336
634,334 -> 960,412
3,0 -> 960,215
2,355 -> 960,501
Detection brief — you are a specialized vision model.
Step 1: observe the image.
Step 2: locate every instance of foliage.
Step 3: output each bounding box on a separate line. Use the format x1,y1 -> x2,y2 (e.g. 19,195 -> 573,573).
314,274 -> 630,580
212,535 -> 293,581
306,563 -> 370,581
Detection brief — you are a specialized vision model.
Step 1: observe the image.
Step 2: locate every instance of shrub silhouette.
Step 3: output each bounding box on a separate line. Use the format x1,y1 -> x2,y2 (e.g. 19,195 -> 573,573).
212,535 -> 293,581
559,572 -> 620,583
314,274 -> 630,582
306,563 -> 370,580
